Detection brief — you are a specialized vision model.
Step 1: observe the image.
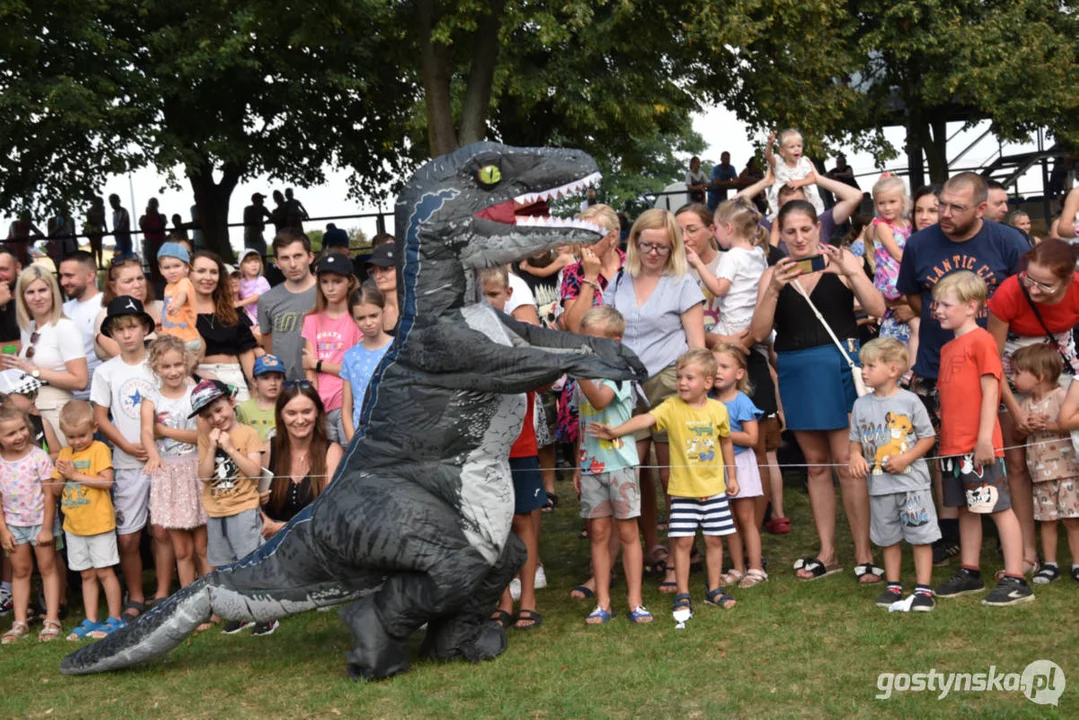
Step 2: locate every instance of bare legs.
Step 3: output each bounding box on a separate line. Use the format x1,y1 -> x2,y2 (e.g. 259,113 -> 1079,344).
1000,412 -> 1038,570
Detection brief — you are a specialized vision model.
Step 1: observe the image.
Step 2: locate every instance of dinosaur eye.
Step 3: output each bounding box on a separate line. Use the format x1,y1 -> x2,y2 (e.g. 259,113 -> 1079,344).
477,165 -> 501,186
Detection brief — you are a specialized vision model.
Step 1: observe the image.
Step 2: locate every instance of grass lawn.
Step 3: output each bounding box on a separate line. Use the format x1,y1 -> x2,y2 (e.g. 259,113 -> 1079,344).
0,475 -> 1075,719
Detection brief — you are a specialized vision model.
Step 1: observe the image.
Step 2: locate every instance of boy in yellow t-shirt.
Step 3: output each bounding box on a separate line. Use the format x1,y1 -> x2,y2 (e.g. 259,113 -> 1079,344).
589,349 -> 738,622
52,401 -> 124,640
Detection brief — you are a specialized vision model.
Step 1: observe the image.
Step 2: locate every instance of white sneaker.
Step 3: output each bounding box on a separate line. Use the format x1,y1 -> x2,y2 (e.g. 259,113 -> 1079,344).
534,565 -> 548,590
509,578 -> 521,602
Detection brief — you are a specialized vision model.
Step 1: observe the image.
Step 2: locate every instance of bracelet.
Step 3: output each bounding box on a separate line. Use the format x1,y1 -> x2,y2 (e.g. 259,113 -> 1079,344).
316,360 -> 323,374
582,279 -> 601,292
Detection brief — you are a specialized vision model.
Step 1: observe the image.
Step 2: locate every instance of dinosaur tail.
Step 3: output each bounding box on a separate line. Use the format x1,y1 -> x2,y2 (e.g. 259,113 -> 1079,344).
61,513 -> 378,675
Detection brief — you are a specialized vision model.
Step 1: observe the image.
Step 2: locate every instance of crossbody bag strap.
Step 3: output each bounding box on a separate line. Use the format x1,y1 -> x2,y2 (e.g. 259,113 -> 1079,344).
1018,281 -> 1071,368
792,279 -> 858,369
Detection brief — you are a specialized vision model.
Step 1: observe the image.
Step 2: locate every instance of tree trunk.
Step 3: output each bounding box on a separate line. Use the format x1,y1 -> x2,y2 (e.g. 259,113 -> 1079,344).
416,0 -> 457,157
186,161 -> 241,262
457,0 -> 506,147
923,114 -> 949,185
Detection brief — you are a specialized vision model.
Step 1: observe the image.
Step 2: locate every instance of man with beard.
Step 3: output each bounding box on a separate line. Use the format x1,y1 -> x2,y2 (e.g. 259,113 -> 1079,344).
985,180 -> 1011,223
0,248 -> 21,353
59,250 -> 103,400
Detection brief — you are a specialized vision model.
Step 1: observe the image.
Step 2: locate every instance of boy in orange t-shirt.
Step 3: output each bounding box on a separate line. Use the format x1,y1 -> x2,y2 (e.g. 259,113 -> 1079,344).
157,242 -> 202,355
932,271 -> 1032,606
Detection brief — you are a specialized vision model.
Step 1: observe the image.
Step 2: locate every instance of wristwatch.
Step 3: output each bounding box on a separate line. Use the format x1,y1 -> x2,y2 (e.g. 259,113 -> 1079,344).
316,360 -> 323,374
30,368 -> 40,379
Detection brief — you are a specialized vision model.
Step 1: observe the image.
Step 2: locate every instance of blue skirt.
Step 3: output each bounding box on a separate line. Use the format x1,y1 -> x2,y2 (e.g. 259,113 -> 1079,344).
776,342 -> 858,431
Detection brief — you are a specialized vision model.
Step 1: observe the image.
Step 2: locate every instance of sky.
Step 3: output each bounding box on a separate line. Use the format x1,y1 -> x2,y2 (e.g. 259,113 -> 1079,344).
4,105 -> 1055,253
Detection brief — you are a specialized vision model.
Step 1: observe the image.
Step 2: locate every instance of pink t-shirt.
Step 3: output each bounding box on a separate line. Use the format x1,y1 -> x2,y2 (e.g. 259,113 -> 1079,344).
239,276 -> 271,324
301,312 -> 363,412
0,446 -> 54,527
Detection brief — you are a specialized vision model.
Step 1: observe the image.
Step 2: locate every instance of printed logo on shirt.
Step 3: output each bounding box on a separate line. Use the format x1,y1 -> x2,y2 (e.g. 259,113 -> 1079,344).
209,449 -> 241,498
920,254 -> 1002,324
859,412 -> 915,475
684,420 -> 716,462
273,311 -> 302,334
118,377 -> 156,421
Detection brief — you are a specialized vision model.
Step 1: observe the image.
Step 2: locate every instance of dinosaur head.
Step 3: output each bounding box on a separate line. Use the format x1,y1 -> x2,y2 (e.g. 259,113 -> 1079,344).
395,142 -> 604,321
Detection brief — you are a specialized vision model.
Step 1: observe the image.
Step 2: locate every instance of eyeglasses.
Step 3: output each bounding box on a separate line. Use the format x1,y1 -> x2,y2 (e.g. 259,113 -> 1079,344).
1020,270 -> 1060,294
284,380 -> 314,390
636,241 -> 672,256
25,331 -> 39,360
938,202 -> 970,215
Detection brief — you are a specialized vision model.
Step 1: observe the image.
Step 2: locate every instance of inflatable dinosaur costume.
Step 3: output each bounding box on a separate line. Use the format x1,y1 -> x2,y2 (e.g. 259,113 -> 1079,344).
62,142 -> 647,679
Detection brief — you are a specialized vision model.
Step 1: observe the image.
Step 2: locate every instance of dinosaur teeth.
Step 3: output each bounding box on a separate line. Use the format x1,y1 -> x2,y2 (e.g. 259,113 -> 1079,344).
513,171 -> 603,206
513,215 -> 604,234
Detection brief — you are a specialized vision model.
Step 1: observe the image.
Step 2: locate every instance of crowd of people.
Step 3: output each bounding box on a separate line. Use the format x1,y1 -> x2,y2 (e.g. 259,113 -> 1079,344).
2,142 -> 1079,646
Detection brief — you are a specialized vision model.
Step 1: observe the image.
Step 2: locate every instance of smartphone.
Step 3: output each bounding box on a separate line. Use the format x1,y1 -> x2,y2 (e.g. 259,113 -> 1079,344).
793,255 -> 826,274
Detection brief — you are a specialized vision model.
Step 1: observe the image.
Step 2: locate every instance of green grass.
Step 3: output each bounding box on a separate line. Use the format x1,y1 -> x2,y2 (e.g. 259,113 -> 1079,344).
1,477 -> 1076,719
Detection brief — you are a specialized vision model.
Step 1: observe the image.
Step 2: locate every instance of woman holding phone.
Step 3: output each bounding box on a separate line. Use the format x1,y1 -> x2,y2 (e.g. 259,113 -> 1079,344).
750,200 -> 886,583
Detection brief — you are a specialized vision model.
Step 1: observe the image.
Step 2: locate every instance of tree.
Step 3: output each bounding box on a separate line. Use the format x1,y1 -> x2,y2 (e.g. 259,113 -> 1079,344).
0,0 -> 415,259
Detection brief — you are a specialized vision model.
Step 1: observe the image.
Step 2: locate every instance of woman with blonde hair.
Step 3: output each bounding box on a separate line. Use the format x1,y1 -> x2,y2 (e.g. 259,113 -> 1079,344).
1,266 -> 88,436
603,208 -> 705,593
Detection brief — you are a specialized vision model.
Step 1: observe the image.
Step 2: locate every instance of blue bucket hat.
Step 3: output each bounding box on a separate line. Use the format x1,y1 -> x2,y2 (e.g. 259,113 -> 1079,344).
157,241 -> 191,264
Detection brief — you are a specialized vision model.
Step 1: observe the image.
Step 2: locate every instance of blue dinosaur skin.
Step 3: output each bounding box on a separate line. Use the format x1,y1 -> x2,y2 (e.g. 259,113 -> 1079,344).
61,142 -> 647,679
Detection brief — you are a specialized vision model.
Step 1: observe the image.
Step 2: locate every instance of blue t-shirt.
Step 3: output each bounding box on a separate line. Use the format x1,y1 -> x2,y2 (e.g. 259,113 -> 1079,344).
708,163 -> 739,209
718,391 -> 762,455
896,220 -> 1028,380
573,379 -> 639,473
339,340 -> 391,430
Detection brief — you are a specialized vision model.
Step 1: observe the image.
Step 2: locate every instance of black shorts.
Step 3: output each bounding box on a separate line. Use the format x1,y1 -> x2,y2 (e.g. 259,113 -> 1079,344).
940,455 -> 1011,514
909,375 -> 941,437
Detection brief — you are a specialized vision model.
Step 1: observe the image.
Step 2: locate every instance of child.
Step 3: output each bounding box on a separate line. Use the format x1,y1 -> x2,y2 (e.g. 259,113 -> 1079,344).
1012,344 -> 1079,584
236,248 -> 270,326
868,174 -> 919,370
191,379 -> 274,635
142,336 -> 208,589
590,348 -> 738,622
572,306 -> 651,625
301,254 -> 362,445
0,402 -> 61,642
932,271 -> 1033,605
483,267 -> 547,631
848,338 -> 939,610
764,128 -> 824,218
341,284 -> 393,443
53,401 -> 125,639
0,370 -> 61,459
236,354 -> 286,447
157,242 -> 202,355
92,296 -> 161,619
711,344 -> 767,589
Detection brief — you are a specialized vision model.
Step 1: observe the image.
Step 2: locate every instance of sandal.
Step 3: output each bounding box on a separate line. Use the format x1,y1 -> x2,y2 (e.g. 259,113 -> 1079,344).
720,569 -> 745,586
645,546 -> 669,575
88,616 -> 126,639
489,610 -> 515,630
705,587 -> 737,609
541,493 -> 559,513
1032,565 -> 1060,585
1072,566 -> 1079,583
794,557 -> 843,581
764,517 -> 791,535
38,619 -> 62,642
854,563 -> 885,584
658,578 -> 679,594
585,605 -> 614,625
122,599 -> 146,621
672,593 -> 693,614
739,568 -> 769,588
629,605 -> 654,624
569,584 -> 595,600
995,560 -> 1040,582
514,609 -> 543,630
2,621 -> 30,644
66,618 -> 101,641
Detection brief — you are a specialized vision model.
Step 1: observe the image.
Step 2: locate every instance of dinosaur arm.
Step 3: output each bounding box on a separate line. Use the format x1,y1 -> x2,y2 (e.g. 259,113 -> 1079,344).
498,312 -> 648,380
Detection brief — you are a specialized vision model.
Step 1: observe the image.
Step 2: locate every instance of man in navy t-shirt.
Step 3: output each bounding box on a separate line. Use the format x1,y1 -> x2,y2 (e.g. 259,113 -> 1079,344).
708,152 -> 739,211
897,172 -> 1029,382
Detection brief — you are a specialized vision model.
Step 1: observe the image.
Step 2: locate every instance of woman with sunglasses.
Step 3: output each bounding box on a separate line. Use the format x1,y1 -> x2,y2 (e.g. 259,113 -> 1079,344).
601,208 -> 706,593
987,238 -> 1079,576
260,381 -> 343,538
190,251 -> 258,401
1,266 -> 89,438
95,257 -> 163,361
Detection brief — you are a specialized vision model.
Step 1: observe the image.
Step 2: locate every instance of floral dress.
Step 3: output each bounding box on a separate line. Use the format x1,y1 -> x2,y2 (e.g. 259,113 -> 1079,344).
873,217 -> 913,342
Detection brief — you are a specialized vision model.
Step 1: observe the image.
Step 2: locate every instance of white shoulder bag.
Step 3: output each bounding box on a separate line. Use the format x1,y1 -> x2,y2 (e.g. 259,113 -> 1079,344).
792,279 -> 871,398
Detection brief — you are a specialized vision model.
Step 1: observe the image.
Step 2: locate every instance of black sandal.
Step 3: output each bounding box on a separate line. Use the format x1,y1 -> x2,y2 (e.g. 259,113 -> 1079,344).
514,609 -> 543,630
489,610 -> 515,629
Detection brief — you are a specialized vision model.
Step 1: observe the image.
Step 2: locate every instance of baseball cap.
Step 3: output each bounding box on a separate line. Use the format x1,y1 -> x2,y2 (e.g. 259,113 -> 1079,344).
0,369 -> 42,397
252,354 -> 285,377
323,227 -> 349,248
188,379 -> 235,417
366,243 -> 395,268
251,192 -> 266,202
239,248 -> 261,264
100,296 -> 155,338
316,253 -> 353,276
157,241 -> 191,264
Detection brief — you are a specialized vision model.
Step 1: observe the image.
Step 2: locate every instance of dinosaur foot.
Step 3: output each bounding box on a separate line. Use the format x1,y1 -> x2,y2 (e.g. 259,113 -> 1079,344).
341,600 -> 411,681
420,616 -> 508,663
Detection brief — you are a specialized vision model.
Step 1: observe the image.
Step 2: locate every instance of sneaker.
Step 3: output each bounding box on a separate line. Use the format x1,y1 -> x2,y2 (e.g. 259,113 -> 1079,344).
251,620 -> 279,637
0,588 -> 12,616
910,593 -> 935,612
875,588 -> 902,607
509,578 -> 521,602
935,568 -> 985,598
534,565 -> 547,590
220,620 -> 254,635
932,539 -> 960,567
982,576 -> 1035,606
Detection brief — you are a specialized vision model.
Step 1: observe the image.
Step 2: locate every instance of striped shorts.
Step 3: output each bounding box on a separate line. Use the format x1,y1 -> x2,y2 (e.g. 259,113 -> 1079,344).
668,493 -> 736,537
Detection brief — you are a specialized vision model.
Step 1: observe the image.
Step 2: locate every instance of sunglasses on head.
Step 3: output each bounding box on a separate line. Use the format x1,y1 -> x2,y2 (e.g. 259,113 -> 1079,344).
110,255 -> 142,267
284,380 -> 314,390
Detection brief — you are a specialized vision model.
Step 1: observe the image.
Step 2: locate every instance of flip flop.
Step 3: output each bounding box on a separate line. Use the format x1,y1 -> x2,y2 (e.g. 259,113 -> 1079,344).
794,557 -> 843,581
764,517 -> 791,534
585,605 -> 613,625
514,609 -> 543,630
569,585 -> 595,600
854,563 -> 885,584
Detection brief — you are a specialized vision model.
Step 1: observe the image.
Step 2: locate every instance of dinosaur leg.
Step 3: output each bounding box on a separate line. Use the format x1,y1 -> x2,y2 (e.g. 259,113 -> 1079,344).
420,532 -> 527,663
